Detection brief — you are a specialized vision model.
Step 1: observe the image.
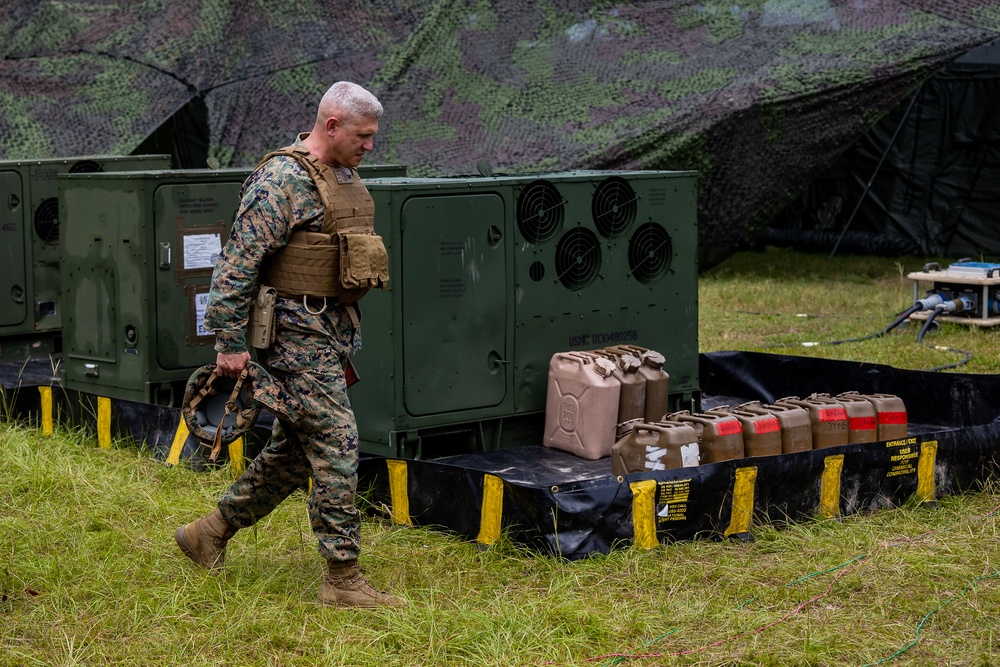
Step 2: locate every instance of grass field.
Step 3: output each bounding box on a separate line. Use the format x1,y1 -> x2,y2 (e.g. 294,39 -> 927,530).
2,249 -> 998,666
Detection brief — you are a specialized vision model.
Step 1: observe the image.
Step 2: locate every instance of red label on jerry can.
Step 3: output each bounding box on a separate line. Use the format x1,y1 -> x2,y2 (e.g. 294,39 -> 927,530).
754,417 -> 781,434
716,419 -> 743,436
849,416 -> 876,431
818,407 -> 847,422
878,411 -> 907,424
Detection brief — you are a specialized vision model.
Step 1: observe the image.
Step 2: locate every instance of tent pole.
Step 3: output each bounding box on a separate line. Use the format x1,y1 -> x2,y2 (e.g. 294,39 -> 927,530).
828,82 -> 924,259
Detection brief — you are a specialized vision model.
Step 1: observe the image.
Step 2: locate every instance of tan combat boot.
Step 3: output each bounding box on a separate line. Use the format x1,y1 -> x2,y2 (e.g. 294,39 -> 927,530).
174,508 -> 238,571
318,559 -> 405,608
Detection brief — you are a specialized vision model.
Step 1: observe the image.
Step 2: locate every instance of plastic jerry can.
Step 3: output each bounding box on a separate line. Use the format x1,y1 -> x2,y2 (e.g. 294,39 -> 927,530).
664,410 -> 744,463
775,395 -> 848,449
821,392 -> 877,444
636,351 -> 671,422
594,351 -> 646,437
736,401 -> 813,453
838,391 -> 907,440
544,352 -> 621,460
611,422 -> 700,475
602,345 -> 670,421
709,405 -> 782,457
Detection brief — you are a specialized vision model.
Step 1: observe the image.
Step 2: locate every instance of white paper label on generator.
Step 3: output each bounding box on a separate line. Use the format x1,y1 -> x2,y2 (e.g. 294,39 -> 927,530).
183,233 -> 223,270
194,292 -> 212,337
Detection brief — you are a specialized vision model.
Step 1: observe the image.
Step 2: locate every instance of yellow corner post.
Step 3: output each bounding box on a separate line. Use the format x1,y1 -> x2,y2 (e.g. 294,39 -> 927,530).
820,454 -> 845,519
917,440 -> 938,504
477,473 -> 504,546
724,466 -> 758,538
629,479 -> 659,550
38,386 -> 53,436
97,397 -> 112,449
386,459 -> 412,526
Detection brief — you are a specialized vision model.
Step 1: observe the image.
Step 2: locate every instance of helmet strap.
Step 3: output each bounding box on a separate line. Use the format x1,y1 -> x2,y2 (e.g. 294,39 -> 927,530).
208,368 -> 250,463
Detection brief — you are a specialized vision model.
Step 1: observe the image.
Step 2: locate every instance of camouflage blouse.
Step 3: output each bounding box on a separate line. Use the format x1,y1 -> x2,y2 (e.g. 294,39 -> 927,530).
204,137 -> 360,359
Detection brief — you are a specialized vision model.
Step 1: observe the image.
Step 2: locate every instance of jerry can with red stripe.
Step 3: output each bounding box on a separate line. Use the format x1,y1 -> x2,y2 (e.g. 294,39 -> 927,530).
819,392 -> 877,443
837,391 -> 908,440
707,405 -> 782,457
735,401 -> 813,454
774,395 -> 848,449
664,410 -> 744,463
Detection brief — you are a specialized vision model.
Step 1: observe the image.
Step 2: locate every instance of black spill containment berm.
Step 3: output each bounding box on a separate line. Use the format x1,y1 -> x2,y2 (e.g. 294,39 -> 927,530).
3,351 -> 999,560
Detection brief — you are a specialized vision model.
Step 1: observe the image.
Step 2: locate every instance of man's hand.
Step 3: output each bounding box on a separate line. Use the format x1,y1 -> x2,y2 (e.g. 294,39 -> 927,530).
217,351 -> 251,379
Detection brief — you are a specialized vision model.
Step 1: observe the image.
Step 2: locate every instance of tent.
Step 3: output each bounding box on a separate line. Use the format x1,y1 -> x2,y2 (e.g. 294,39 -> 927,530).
2,1 -> 999,268
767,37 -> 1000,258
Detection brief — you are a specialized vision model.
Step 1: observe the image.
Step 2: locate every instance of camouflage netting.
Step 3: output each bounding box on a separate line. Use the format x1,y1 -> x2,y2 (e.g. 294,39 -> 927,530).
2,1 -> 998,268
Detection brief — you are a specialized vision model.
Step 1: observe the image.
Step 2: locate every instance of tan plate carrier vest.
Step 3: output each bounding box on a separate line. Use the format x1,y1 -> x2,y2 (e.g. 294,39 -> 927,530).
253,144 -> 389,306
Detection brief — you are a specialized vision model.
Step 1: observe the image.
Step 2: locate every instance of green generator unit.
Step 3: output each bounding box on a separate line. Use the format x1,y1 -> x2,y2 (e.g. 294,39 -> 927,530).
351,170 -> 699,458
60,168 -> 250,406
0,154 -> 172,361
58,164 -> 406,406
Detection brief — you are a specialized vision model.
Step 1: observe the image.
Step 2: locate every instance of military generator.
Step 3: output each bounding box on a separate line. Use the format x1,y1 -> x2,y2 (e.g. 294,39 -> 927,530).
353,170 -> 699,458
0,154 -> 172,361
57,164 -> 406,406
57,166 -> 697,459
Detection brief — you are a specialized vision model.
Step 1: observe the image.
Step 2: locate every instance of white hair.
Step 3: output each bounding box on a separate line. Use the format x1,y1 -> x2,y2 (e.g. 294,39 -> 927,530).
317,81 -> 383,122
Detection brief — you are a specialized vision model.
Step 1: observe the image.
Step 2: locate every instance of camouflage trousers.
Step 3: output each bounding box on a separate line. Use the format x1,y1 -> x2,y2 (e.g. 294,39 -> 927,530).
217,320 -> 360,563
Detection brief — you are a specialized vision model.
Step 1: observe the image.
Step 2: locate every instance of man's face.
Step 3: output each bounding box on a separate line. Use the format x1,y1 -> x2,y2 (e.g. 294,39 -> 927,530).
329,115 -> 379,168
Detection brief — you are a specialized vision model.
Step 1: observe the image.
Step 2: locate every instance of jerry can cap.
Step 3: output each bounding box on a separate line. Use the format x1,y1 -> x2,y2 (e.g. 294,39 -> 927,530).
641,350 -> 665,368
592,357 -> 617,378
617,354 -> 642,373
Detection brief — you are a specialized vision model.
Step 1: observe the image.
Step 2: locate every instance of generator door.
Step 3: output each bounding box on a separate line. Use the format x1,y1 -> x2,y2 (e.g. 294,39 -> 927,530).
0,170 -> 27,327
401,193 -> 508,416
153,181 -> 241,370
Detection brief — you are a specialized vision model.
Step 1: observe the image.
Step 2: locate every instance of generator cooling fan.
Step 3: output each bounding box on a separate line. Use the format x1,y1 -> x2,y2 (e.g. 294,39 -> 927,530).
555,227 -> 601,290
34,198 -> 60,244
628,222 -> 672,284
516,180 -> 564,243
592,176 -> 637,239
68,160 -> 104,174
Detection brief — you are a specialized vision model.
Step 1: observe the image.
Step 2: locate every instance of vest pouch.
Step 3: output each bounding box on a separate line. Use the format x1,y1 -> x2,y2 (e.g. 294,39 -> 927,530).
338,232 -> 389,303
265,231 -> 340,297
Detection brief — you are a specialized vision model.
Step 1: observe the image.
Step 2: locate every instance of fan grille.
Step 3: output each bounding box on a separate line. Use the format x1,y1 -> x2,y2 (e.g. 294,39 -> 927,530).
628,223 -> 672,284
69,160 -> 103,174
34,197 -> 60,244
555,228 -> 601,291
592,176 -> 637,239
516,180 -> 564,243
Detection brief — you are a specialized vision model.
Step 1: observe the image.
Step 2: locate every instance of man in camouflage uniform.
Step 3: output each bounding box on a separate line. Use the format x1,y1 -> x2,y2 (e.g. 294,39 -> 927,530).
174,81 -> 402,608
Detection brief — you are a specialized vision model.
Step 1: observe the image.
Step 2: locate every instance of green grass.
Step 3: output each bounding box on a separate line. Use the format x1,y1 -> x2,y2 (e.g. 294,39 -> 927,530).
2,250 -> 999,666
700,249 -> 999,373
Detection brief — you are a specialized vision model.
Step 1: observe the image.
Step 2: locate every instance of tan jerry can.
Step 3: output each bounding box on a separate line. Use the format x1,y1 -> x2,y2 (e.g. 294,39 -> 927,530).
774,395 -> 848,449
611,422 -> 701,475
817,392 -> 877,444
604,345 -> 670,421
708,405 -> 782,457
663,410 -> 744,463
544,352 -> 621,460
590,351 -> 647,438
838,391 -> 908,440
735,401 -> 813,453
